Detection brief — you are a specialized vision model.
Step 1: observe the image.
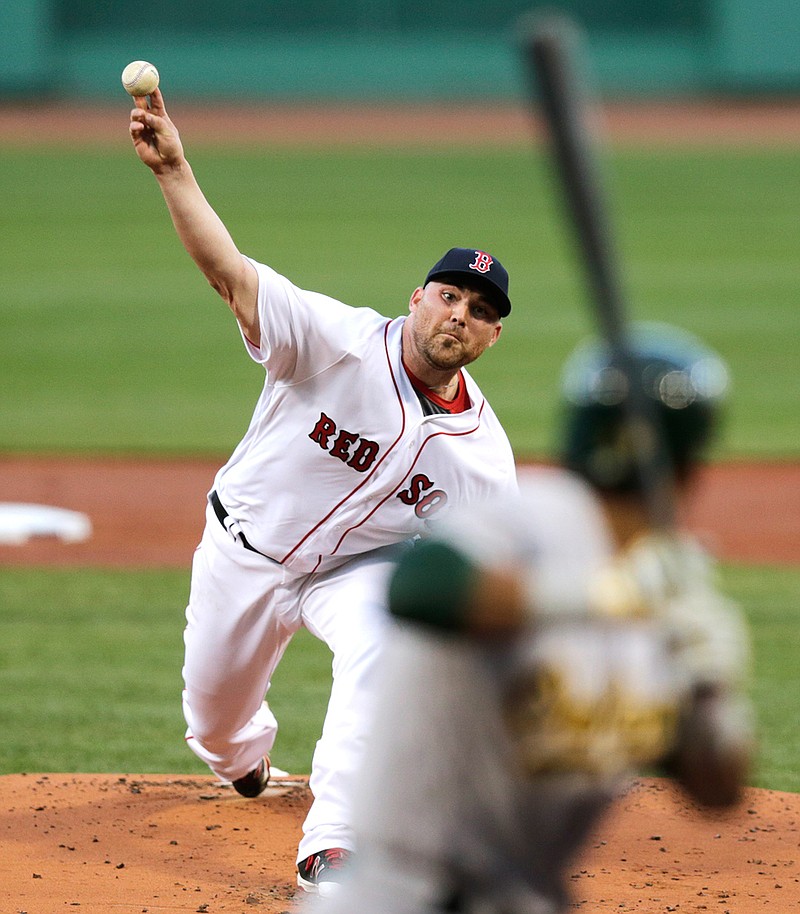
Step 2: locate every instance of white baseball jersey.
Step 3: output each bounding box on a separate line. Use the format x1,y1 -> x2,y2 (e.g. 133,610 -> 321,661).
213,257 -> 517,571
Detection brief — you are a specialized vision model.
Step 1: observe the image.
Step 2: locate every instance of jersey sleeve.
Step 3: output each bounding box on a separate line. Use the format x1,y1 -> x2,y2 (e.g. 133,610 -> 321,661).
241,256 -> 387,382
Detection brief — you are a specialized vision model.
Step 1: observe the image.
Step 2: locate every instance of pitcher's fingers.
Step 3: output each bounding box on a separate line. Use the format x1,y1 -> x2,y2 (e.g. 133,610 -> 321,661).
147,87 -> 167,116
129,106 -> 150,132
129,118 -> 147,138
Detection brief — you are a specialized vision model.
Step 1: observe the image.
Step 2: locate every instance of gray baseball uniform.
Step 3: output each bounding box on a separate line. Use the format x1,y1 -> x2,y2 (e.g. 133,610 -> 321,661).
316,466 -> 750,913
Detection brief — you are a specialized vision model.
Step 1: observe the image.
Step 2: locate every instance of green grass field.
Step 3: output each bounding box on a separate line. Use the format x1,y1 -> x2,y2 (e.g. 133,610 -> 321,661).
1,142 -> 797,792
1,564 -> 798,792
1,146 -> 798,457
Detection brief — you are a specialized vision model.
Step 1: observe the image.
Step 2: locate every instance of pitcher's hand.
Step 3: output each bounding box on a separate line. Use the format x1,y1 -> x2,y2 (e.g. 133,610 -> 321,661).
129,87 -> 185,174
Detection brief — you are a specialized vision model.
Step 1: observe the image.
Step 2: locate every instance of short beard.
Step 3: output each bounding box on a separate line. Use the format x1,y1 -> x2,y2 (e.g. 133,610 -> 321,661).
416,332 -> 470,372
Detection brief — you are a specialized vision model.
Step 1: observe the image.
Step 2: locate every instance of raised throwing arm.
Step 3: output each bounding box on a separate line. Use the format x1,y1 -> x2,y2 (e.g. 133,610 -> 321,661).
129,87 -> 259,341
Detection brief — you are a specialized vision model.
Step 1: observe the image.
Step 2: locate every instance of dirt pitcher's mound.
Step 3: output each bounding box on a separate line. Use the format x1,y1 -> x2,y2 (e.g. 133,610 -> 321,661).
2,774 -> 798,913
575,778 -> 800,911
2,772 -> 311,913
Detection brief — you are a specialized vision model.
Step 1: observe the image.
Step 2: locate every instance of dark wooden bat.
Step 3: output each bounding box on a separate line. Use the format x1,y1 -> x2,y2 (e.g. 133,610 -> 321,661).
519,13 -> 675,529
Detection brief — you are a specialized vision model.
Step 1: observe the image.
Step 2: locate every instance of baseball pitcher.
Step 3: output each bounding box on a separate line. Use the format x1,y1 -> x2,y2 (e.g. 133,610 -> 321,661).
127,85 -> 517,894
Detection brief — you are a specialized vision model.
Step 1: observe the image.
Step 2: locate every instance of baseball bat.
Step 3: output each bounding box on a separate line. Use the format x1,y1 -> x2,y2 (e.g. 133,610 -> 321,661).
518,13 -> 675,530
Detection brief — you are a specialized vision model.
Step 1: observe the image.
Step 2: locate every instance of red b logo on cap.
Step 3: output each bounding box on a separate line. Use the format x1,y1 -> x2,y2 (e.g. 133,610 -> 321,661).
469,251 -> 493,274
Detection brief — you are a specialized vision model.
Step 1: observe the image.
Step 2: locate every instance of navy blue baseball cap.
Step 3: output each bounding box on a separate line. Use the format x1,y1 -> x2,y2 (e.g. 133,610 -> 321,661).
425,247 -> 511,318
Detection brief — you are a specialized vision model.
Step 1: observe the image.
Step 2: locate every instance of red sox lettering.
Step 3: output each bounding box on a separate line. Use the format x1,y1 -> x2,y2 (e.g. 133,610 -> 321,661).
308,411 -> 381,473
396,474 -> 448,518
308,411 -> 448,518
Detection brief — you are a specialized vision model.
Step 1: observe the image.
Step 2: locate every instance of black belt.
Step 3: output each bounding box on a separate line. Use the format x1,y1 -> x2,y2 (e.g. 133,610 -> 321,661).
210,490 -> 264,556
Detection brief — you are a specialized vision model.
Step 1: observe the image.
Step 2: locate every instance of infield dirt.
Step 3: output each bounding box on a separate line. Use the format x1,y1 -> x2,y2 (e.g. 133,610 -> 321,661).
2,772 -> 798,913
1,456 -> 798,568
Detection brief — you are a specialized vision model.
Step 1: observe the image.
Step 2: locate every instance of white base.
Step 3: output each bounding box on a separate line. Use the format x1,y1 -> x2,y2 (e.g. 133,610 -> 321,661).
0,503 -> 92,545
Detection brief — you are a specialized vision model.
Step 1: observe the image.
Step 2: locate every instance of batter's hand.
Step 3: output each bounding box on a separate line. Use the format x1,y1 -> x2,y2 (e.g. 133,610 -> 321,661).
129,87 -> 185,174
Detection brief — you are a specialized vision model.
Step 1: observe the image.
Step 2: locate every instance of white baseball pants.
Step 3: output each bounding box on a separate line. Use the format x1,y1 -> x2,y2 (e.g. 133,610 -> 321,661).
182,500 -> 395,863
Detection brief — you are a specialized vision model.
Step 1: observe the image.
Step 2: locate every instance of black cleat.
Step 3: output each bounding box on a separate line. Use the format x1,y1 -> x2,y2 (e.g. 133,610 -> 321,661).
231,757 -> 270,798
296,847 -> 353,897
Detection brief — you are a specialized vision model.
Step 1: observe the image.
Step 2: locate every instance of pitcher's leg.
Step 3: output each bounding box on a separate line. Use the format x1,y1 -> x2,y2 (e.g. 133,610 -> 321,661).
296,548 -> 397,862
182,507 -> 298,782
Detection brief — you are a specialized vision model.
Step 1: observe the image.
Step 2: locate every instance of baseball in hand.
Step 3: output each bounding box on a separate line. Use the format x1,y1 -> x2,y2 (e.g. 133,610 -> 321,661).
121,60 -> 159,96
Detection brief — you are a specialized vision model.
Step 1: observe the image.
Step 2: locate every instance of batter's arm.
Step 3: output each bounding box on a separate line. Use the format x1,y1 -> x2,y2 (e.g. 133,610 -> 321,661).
388,540 -> 530,635
129,88 -> 259,341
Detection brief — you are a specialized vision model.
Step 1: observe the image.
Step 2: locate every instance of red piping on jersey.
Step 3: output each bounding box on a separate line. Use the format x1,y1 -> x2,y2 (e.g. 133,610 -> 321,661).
278,319 -> 407,565
328,400 -> 487,557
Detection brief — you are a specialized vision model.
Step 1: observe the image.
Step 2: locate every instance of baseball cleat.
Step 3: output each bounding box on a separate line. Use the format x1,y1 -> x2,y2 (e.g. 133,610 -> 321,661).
296,847 -> 353,897
231,756 -> 270,798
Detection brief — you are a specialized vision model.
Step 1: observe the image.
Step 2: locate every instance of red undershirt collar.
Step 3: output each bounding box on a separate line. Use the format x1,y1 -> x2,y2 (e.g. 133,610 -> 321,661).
403,363 -> 470,414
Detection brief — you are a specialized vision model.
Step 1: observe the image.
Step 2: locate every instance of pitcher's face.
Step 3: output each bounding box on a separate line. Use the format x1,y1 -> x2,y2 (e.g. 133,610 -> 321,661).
405,281 -> 502,373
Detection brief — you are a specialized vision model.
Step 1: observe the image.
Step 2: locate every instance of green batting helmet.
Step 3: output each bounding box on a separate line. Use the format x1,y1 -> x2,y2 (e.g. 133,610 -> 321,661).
559,322 -> 730,493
